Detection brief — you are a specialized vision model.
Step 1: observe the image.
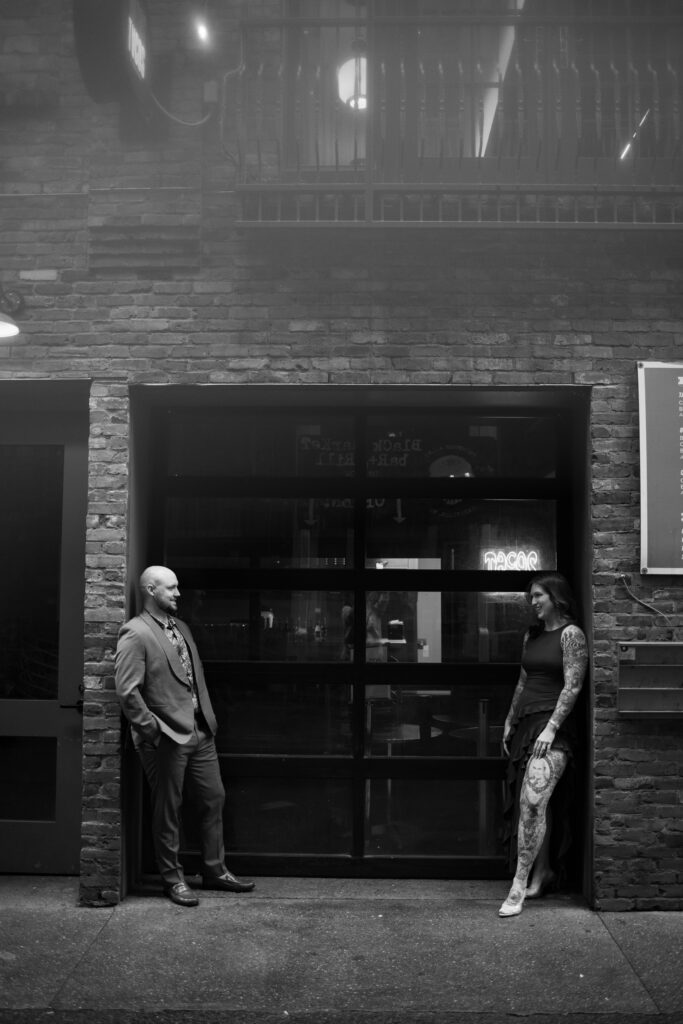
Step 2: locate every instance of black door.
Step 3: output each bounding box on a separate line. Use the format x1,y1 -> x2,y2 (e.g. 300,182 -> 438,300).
0,400 -> 88,873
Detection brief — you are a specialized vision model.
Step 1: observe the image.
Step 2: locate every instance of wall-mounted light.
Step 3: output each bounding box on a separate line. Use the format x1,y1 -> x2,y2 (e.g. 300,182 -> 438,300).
0,287 -> 23,340
195,17 -> 210,44
191,2 -> 215,51
338,39 -> 367,110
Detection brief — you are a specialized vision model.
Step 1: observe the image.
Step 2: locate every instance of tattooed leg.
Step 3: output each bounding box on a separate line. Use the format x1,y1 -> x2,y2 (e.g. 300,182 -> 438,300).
526,806 -> 555,897
499,749 -> 567,917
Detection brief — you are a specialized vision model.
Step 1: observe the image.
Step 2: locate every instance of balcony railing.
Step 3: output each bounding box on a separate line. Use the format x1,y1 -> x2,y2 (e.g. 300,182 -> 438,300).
229,1 -> 683,228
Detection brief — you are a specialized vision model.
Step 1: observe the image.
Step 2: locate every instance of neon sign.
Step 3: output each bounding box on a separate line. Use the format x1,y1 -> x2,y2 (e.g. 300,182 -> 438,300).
483,549 -> 539,571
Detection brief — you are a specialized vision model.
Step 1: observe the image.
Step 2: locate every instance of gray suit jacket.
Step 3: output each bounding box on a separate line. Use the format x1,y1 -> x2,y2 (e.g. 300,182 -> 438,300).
115,610 -> 218,747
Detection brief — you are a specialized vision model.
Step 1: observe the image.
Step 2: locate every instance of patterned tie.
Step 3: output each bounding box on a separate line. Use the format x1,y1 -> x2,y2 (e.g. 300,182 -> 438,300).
165,619 -> 199,713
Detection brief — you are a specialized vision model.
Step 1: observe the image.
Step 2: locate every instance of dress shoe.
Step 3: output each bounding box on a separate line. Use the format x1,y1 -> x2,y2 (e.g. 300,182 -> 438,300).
202,869 -> 255,893
525,871 -> 557,900
498,886 -> 525,918
163,881 -> 199,907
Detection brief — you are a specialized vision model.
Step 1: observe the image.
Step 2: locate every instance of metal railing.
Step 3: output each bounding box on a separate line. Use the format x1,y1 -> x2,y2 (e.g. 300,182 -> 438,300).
228,3 -> 683,227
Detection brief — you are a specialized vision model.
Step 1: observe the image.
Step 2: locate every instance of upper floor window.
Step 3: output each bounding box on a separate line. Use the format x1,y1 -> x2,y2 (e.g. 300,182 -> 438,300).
240,0 -> 683,183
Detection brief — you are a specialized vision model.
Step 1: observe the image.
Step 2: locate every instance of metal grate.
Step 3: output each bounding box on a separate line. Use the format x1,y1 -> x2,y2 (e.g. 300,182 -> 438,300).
237,182 -> 683,228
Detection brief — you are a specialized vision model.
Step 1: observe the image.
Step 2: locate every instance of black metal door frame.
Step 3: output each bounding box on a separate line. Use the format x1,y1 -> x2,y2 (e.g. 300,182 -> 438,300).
130,384 -> 587,882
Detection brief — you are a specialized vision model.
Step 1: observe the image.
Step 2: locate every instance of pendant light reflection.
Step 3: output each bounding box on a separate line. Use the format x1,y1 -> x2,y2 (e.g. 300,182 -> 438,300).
338,46 -> 367,110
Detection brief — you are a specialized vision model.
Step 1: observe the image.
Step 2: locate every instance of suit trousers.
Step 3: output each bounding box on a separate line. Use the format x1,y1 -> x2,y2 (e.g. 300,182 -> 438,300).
137,720 -> 226,885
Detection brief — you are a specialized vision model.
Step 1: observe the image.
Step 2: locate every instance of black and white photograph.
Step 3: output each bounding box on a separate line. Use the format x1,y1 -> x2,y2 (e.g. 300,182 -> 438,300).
0,2 -> 682,1022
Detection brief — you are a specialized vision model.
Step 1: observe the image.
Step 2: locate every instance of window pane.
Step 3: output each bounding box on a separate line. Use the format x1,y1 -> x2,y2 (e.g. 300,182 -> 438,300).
0,446 -> 63,701
226,778 -> 353,854
0,738 -> 57,819
286,21 -> 368,170
366,415 -> 556,477
365,778 -> 503,857
366,498 -> 556,570
364,590 -> 529,664
166,496 -> 354,569
209,673 -> 353,755
167,413 -> 355,477
366,683 -> 509,757
183,589 -> 352,662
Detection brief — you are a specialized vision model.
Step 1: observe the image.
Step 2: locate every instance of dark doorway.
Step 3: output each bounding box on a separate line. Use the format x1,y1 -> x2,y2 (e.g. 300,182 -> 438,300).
0,383 -> 89,873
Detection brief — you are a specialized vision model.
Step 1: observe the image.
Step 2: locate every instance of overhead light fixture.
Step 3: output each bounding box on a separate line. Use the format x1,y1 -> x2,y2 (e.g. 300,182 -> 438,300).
0,287 -> 23,340
338,39 -> 367,110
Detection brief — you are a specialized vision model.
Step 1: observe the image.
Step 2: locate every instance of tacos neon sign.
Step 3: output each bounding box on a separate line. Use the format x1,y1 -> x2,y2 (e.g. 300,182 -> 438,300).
483,549 -> 539,571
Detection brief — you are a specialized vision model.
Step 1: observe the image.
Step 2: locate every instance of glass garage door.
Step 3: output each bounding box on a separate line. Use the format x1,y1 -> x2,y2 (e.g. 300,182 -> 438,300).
141,390 -> 575,878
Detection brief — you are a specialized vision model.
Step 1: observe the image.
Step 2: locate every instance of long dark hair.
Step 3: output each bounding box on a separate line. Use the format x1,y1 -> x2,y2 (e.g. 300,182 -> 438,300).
527,572 -> 579,637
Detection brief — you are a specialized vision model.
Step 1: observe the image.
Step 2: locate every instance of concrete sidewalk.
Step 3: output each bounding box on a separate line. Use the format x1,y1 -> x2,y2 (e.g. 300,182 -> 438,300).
0,876 -> 682,1024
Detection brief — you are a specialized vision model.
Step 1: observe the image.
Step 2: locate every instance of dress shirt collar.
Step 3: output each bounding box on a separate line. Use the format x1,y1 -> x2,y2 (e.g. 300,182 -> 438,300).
148,611 -> 175,631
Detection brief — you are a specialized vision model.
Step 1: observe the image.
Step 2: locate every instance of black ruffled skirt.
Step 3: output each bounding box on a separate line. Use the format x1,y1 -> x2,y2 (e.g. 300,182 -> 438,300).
502,709 -> 578,883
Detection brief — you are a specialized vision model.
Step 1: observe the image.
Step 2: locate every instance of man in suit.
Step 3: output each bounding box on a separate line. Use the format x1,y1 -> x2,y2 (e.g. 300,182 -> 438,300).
115,565 -> 255,906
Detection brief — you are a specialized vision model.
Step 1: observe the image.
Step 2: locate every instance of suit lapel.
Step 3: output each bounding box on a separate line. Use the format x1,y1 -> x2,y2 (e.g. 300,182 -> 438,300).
139,611 -> 191,688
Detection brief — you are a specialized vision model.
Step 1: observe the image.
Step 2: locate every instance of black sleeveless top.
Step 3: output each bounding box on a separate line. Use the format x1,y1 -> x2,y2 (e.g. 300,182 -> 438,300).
516,625 -> 567,721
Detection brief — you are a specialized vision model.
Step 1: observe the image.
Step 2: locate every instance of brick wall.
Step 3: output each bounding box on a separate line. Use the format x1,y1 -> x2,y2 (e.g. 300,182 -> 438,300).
79,381 -> 129,906
0,0 -> 681,908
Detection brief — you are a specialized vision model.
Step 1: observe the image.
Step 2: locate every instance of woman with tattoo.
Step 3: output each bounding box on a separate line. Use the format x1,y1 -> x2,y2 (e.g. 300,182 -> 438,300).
499,572 -> 588,918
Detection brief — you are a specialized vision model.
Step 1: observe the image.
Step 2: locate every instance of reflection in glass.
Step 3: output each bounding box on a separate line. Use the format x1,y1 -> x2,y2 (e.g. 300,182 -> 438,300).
364,591 -> 530,664
0,738 -> 57,819
166,496 -> 354,569
366,415 -> 556,477
366,499 -> 556,571
365,778 -> 503,857
365,685 -> 509,757
182,589 -> 353,662
224,778 -> 352,854
166,411 -> 557,479
209,674 -> 352,755
0,446 -> 63,700
167,412 -> 355,477
181,588 -> 530,665
289,22 -> 368,167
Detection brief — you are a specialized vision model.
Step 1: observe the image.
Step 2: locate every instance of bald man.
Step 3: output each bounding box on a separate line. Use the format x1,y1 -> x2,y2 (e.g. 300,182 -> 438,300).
115,565 -> 254,906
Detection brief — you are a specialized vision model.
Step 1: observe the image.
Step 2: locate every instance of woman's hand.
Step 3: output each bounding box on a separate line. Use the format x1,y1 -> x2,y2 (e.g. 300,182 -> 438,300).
531,722 -> 557,759
502,719 -> 513,757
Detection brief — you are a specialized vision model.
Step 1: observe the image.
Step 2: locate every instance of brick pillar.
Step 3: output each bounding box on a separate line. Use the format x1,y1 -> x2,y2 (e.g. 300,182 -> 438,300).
78,381 -> 130,907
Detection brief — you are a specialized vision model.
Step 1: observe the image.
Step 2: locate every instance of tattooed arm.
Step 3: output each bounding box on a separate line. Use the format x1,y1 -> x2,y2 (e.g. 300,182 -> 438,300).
502,632 -> 530,756
549,624 -> 588,727
532,624 -> 588,756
